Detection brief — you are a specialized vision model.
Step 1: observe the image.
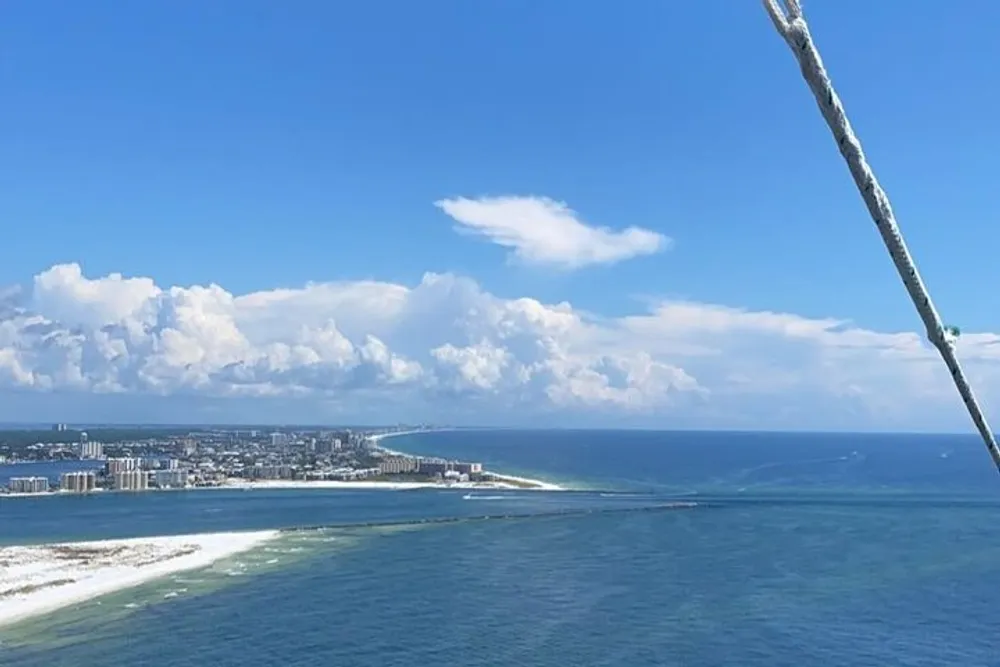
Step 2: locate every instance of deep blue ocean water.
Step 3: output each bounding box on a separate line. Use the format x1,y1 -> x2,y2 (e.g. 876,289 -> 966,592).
2,430 -> 1000,666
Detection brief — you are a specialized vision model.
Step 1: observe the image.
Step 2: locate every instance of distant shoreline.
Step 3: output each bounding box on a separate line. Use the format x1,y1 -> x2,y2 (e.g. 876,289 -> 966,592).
0,429 -> 566,498
369,430 -> 565,491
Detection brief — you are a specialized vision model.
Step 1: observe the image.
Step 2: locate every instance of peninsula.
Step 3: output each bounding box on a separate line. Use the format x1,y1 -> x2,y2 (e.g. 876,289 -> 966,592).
0,426 -> 563,497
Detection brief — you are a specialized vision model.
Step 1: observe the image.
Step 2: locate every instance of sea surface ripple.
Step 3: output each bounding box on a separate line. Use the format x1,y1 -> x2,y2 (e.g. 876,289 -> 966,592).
1,430 -> 998,666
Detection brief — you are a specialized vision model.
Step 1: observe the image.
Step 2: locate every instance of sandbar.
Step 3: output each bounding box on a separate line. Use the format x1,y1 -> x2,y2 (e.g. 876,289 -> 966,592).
0,530 -> 280,630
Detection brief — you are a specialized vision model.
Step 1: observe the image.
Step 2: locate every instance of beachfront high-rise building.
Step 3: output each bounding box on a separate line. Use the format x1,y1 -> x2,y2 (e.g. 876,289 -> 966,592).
153,469 -> 188,488
80,441 -> 104,459
60,471 -> 97,493
113,469 -> 149,491
415,459 -> 483,477
417,458 -> 451,476
379,456 -> 420,475
453,462 -> 482,475
9,476 -> 50,493
315,437 -> 343,455
248,464 -> 294,480
106,457 -> 139,475
137,457 -> 178,470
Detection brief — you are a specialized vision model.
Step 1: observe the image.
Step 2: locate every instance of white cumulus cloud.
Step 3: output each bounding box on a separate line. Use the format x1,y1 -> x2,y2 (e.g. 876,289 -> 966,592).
436,196 -> 669,269
1,262 -> 999,430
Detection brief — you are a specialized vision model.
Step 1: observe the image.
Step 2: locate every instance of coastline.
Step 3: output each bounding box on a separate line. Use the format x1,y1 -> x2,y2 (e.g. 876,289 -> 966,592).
215,474 -> 563,492
0,473 -> 564,497
370,430 -> 565,491
0,428 -> 567,499
0,530 -> 280,630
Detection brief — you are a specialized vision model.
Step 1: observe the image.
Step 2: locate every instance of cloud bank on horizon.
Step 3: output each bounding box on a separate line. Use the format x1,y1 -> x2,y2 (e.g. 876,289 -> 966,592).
3,253 -> 1000,430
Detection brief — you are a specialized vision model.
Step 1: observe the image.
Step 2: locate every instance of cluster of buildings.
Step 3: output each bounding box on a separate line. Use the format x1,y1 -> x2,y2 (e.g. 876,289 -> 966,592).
4,456 -> 191,496
377,454 -> 482,481
100,457 -> 189,491
233,436 -> 485,484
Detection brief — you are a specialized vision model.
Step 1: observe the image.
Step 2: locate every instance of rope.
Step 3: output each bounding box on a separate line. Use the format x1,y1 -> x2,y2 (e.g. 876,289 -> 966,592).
762,0 -> 1000,472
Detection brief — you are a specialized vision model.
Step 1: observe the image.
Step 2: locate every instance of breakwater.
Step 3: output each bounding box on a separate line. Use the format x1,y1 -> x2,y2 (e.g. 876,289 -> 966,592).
280,501 -> 699,533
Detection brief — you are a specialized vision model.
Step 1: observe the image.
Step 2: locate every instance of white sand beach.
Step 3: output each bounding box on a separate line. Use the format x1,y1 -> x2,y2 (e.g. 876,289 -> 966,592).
367,429 -> 445,443
219,476 -> 563,491
484,474 -> 563,491
222,479 -> 446,491
1,475 -> 563,498
0,530 -> 280,629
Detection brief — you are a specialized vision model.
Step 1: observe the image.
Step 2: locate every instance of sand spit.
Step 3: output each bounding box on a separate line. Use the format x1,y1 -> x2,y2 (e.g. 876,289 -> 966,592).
0,530 -> 280,629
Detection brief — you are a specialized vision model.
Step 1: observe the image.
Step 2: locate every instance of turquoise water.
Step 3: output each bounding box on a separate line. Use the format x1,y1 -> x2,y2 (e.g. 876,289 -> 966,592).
1,430 -> 999,665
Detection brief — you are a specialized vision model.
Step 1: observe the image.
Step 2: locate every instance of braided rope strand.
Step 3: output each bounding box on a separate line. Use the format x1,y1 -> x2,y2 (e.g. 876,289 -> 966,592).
762,0 -> 1000,471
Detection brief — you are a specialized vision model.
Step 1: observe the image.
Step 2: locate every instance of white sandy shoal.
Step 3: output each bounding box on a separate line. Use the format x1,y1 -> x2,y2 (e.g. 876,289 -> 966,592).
0,530 -> 280,630
484,473 -> 564,491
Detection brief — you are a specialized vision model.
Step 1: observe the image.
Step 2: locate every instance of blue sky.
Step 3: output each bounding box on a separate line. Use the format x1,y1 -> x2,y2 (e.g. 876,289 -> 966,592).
2,0 -> 1000,429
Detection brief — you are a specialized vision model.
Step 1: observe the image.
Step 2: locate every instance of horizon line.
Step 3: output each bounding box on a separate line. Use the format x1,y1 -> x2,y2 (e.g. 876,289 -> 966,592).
0,422 -> 987,438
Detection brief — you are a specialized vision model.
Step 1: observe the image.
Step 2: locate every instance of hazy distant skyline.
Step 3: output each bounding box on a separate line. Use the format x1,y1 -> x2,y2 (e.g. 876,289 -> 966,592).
3,1 -> 1000,431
